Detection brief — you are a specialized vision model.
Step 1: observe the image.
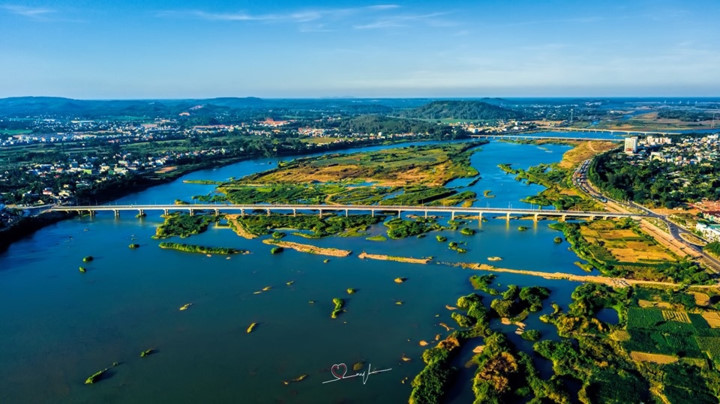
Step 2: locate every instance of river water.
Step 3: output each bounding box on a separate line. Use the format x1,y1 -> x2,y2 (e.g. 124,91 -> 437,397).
0,138 -> 595,403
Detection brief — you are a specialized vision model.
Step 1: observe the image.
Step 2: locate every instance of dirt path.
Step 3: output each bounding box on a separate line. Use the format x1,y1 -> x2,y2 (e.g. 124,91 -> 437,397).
448,262 -> 720,291
262,239 -> 352,257
358,252 -> 432,264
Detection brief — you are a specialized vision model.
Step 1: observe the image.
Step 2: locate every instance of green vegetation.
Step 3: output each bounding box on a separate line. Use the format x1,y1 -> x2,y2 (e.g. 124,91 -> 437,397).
153,212 -> 217,239
553,236 -> 563,243
331,298 -> 345,319
385,217 -> 441,239
469,274 -> 500,295
234,214 -> 382,238
271,231 -> 286,239
82,256 -> 93,262
366,235 -> 387,241
521,329 -> 541,341
158,242 -> 245,255
78,266 -> 86,273
270,247 -> 283,254
436,235 -> 447,242
448,241 -> 467,253
84,362 -> 119,385
590,149 -> 720,208
704,241 -> 720,258
347,288 -> 357,295
128,243 -> 140,249
400,100 -> 522,121
518,226 -> 528,231
490,284 -> 550,320
140,349 -> 155,358
460,227 -> 476,236
537,283 -> 720,403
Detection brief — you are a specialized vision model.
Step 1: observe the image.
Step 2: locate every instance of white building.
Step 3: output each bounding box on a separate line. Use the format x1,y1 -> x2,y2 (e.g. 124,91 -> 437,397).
624,137 -> 638,154
696,223 -> 720,242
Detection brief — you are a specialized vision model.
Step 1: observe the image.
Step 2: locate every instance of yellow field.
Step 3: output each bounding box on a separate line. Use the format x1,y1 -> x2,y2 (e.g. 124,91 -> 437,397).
630,352 -> 678,364
661,310 -> 690,323
638,299 -> 674,309
558,141 -> 618,169
692,292 -> 711,306
701,312 -> 720,328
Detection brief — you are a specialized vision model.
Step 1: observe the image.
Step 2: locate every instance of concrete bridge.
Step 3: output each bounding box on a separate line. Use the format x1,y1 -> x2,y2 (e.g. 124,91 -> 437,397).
471,135 -> 623,142
49,204 -> 644,222
546,127 -> 677,136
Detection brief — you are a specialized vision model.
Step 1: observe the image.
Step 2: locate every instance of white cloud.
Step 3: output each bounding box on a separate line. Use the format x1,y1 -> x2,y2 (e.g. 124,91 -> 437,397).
1,4 -> 56,19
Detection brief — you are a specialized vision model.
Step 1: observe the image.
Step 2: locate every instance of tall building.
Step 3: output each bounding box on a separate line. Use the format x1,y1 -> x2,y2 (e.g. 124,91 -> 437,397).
624,136 -> 638,154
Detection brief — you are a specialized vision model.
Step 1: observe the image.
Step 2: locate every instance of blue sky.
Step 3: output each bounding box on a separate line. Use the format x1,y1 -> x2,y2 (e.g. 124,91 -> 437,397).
1,0 -> 719,98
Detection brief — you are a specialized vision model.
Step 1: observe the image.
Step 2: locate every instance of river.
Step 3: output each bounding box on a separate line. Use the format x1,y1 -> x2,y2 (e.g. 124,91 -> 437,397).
0,137 -> 595,403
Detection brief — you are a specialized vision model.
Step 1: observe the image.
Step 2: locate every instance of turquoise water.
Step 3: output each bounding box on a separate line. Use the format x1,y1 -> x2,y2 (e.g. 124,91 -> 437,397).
0,139 -> 592,403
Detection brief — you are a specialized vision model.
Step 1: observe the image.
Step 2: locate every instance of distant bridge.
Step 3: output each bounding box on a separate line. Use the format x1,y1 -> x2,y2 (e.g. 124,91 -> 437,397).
545,127 -> 678,136
49,204 -> 645,222
471,135 -> 623,142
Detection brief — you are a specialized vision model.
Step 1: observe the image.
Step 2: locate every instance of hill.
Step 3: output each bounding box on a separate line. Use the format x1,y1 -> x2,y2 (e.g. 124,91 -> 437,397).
402,100 -> 522,120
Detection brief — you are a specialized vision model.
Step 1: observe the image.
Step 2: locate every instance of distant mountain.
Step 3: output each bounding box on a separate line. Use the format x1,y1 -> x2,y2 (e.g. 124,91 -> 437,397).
0,96 -> 403,118
401,100 -> 523,120
0,96 -> 266,118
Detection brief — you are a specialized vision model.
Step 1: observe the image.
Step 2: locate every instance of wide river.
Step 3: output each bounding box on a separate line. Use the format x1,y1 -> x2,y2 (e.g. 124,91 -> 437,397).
0,138 -> 601,403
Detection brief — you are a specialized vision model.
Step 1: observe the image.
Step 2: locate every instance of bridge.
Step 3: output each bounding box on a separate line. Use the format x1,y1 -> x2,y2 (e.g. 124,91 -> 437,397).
471,134 -> 623,142
545,127 -> 678,136
49,204 -> 644,222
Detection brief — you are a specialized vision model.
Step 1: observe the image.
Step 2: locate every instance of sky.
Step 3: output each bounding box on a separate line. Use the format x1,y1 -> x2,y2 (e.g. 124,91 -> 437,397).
1,0 -> 719,98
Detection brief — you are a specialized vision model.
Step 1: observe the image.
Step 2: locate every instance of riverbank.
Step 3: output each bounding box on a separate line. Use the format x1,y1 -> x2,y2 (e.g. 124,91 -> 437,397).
262,239 -> 352,257
357,251 -> 432,264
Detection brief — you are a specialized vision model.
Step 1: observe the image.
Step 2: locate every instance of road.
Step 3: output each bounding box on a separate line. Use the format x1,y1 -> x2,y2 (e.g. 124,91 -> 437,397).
573,159 -> 720,273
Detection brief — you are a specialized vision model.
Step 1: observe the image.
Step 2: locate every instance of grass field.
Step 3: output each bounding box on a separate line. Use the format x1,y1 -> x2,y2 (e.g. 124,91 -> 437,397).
235,143 -> 481,187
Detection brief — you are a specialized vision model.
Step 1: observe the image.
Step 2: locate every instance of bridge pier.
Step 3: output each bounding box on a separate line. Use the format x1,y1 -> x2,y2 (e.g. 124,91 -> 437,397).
241,209 -> 245,217
345,209 -> 349,217
293,209 -> 297,217
397,209 -> 402,217
478,212 -> 483,222
89,210 -> 95,218
506,212 -> 511,221
266,208 -> 271,217
424,210 -> 428,219
318,209 -> 323,218
533,213 -> 539,222
189,209 -> 194,216
371,210 -> 375,218
214,209 -> 219,216
113,209 -> 119,218
163,209 -> 168,216
451,211 -> 455,220
560,215 -> 566,222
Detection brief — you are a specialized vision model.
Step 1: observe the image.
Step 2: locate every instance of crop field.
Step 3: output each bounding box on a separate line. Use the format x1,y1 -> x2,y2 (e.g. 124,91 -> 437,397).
626,307 -> 720,361
579,221 -> 675,264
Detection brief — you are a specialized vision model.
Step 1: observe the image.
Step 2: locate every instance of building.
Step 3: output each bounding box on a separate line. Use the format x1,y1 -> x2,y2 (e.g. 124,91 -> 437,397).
624,137 -> 638,154
696,223 -> 720,242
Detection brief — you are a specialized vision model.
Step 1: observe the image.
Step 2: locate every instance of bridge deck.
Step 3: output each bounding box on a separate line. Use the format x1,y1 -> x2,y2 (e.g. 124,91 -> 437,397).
50,204 -> 642,218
